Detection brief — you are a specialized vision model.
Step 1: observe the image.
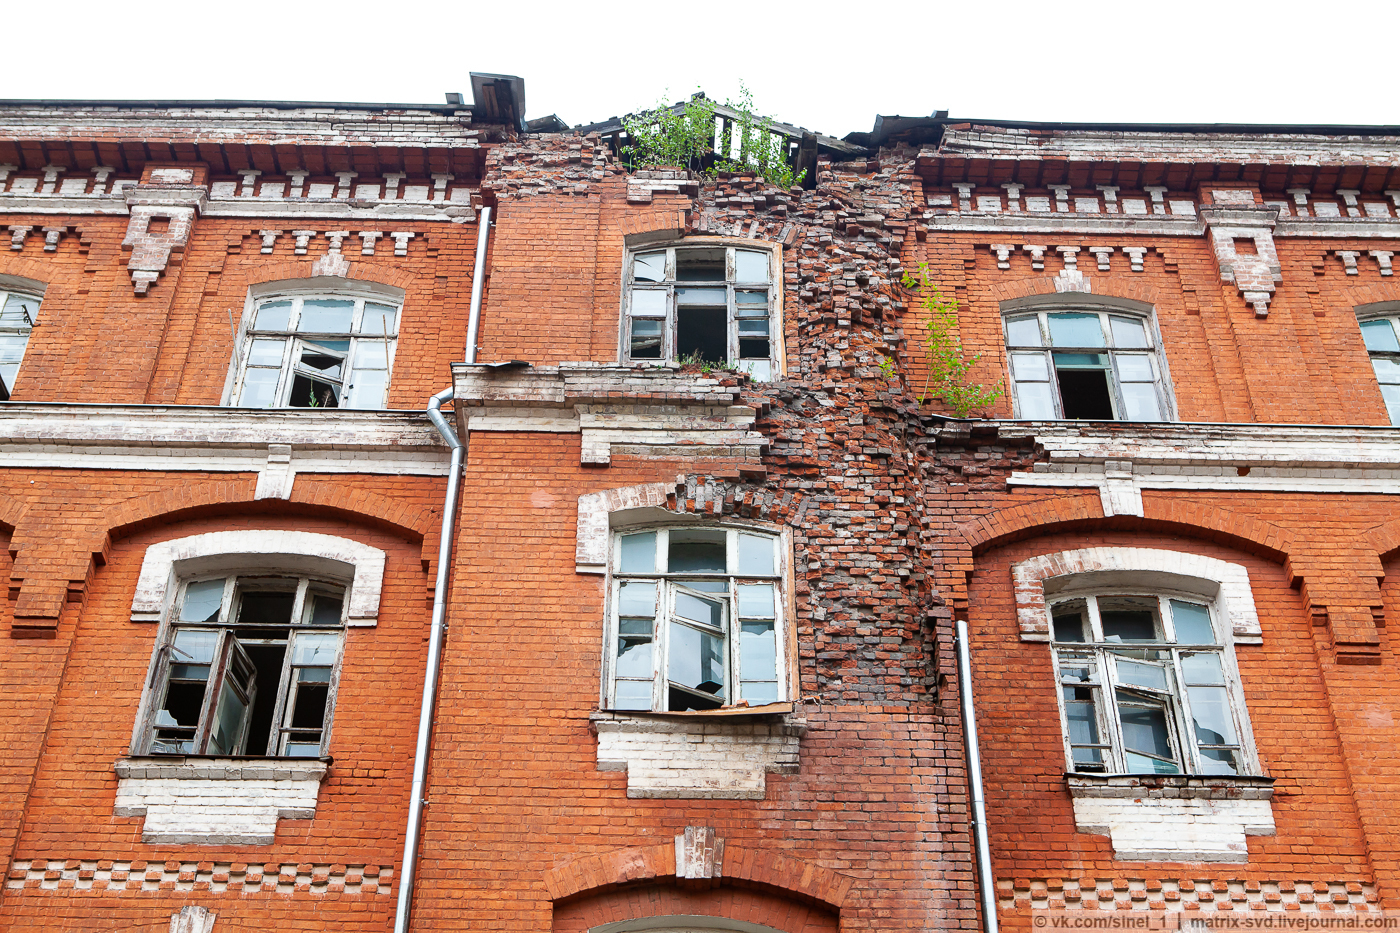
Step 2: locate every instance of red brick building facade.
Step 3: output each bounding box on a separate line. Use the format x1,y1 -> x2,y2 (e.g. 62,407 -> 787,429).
0,83 -> 1397,933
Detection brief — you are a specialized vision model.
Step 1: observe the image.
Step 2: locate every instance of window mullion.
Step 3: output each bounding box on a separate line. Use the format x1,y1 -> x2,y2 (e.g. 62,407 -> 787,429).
268,631 -> 299,756
1099,652 -> 1129,772
655,581 -> 670,711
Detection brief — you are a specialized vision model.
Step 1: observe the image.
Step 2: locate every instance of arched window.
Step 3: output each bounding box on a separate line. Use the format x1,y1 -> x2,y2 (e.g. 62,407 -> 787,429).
607,526 -> 786,711
1357,304 -> 1400,424
623,242 -> 778,380
231,284 -> 400,409
1050,590 -> 1253,775
0,280 -> 42,400
1004,305 -> 1172,421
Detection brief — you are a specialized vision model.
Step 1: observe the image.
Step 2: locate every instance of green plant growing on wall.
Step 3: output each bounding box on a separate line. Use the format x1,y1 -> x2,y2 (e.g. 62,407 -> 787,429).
902,264 -> 1003,417
621,84 -> 805,188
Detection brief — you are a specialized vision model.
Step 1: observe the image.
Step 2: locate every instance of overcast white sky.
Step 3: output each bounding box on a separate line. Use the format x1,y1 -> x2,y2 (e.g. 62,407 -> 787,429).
8,1 -> 1395,137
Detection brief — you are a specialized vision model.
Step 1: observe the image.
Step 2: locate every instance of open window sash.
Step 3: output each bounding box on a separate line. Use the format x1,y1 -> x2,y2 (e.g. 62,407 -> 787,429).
666,583 -> 729,711
1106,650 -> 1181,774
204,633 -> 258,755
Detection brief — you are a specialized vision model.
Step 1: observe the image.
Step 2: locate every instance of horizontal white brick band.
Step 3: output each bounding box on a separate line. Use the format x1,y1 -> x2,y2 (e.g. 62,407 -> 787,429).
1071,796 -> 1275,863
113,759 -> 328,846
593,714 -> 805,800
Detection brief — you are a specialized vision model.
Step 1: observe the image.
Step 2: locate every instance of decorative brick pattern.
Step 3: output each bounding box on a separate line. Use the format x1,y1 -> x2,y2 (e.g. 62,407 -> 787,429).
5,859 -> 393,895
997,877 -> 1379,913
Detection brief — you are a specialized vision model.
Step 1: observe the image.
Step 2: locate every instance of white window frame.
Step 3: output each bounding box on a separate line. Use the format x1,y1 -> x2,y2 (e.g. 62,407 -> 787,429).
226,279 -> 402,409
1003,300 -> 1175,421
137,573 -> 347,758
1046,584 -> 1259,777
0,278 -> 43,400
621,240 -> 782,380
604,525 -> 789,712
1356,302 -> 1400,424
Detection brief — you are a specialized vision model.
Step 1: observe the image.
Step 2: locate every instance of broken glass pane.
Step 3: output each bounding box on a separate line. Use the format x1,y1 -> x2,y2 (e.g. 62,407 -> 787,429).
735,290 -> 768,314
1100,598 -> 1159,641
734,250 -> 768,282
676,305 -> 726,363
619,533 -> 656,573
1374,358 -> 1400,383
668,531 -> 726,573
298,298 -> 355,333
1170,601 -> 1215,644
291,632 -> 338,666
169,629 -> 218,676
180,580 -> 225,623
1188,685 -> 1238,746
669,621 -> 725,698
291,373 -> 340,408
238,591 -> 295,625
1199,747 -> 1240,774
1109,316 -> 1150,348
676,287 -> 726,306
1051,601 -> 1088,642
629,318 -> 663,359
255,300 -> 292,331
1047,312 -> 1106,347
633,251 -> 666,282
1117,691 -> 1177,772
676,250 -> 725,281
1063,685 -> 1101,747
615,631 -> 653,678
1362,319 -> 1400,352
1005,316 -> 1042,347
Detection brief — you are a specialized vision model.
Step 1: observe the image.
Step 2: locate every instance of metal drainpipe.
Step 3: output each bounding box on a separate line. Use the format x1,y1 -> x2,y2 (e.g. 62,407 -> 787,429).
394,206 -> 492,933
956,618 -> 999,933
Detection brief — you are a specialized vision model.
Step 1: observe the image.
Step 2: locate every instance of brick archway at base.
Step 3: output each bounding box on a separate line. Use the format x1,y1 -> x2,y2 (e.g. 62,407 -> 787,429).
542,843 -> 851,911
552,882 -> 839,933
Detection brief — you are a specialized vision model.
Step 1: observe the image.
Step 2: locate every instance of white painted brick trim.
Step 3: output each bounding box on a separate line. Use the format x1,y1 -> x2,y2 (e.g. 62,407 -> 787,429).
130,530 -> 386,626
1011,546 -> 1261,643
113,757 -> 328,846
575,483 -> 671,573
1070,796 -> 1274,863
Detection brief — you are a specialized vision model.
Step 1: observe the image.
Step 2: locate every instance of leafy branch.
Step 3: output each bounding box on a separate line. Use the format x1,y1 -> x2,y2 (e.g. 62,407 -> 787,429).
902,264 -> 1002,417
621,84 -> 805,189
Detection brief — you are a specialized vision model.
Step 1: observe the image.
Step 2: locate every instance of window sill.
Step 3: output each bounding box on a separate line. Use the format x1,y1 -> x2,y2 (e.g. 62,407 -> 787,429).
115,756 -> 331,782
1066,772 -> 1274,801
590,708 -> 806,800
113,756 -> 329,845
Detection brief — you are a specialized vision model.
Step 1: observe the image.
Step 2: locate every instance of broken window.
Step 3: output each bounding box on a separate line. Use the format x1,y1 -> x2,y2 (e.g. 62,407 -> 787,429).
1049,592 -> 1254,775
1359,314 -> 1400,424
624,244 -> 777,380
143,575 -> 345,757
608,527 -> 785,712
1005,309 -> 1170,421
0,288 -> 40,401
234,293 -> 398,409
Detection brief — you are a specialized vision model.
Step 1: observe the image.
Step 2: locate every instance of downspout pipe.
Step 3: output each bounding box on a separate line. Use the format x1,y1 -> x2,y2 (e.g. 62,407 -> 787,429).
956,618 -> 999,933
395,206 -> 491,933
